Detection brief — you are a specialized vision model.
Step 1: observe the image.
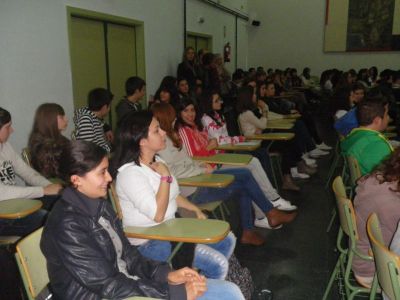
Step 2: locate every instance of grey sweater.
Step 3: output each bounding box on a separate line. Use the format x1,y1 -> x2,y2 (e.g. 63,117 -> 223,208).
157,137 -> 207,197
0,142 -> 50,201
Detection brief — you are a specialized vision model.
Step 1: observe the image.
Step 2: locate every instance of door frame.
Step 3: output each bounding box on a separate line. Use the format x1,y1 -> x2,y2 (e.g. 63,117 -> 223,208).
66,6 -> 146,107
186,31 -> 213,52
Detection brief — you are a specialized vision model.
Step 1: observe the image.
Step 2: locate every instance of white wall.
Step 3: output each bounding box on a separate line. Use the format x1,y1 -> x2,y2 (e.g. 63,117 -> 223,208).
186,0 -> 249,73
0,0 -> 183,152
237,18 -> 249,70
0,0 -> 251,152
248,0 -> 400,76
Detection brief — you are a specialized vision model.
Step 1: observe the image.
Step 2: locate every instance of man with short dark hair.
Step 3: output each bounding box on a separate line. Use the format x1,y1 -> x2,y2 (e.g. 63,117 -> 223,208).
73,88 -> 113,152
116,76 -> 146,125
341,96 -> 393,175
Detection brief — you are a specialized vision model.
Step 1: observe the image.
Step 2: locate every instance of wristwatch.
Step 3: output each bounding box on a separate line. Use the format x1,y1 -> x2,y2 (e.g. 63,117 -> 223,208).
160,175 -> 173,183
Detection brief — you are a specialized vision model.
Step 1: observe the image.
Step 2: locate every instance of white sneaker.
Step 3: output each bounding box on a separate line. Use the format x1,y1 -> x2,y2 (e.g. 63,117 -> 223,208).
290,167 -> 310,179
301,154 -> 318,167
254,217 -> 283,229
316,142 -> 332,151
272,197 -> 297,211
308,148 -> 330,158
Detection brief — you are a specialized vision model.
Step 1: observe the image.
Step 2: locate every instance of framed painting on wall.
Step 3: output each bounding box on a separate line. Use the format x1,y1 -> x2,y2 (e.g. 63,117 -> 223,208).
324,0 -> 400,52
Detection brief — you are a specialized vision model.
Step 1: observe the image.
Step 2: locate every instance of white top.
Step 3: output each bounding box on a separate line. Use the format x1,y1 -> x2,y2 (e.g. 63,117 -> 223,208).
201,114 -> 242,145
238,110 -> 267,136
116,157 -> 179,245
335,110 -> 347,120
0,142 -> 50,201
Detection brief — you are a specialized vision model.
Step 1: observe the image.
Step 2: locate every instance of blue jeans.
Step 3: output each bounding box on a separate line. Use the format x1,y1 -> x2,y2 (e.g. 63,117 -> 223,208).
138,232 -> 236,280
199,278 -> 245,300
189,168 -> 273,229
0,209 -> 47,236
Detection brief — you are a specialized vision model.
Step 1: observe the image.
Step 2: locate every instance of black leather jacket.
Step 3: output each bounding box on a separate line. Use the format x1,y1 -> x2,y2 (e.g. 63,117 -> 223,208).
40,187 -> 186,300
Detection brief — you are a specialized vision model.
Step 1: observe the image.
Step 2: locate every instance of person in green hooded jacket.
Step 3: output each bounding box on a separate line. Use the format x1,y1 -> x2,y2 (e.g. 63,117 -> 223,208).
341,96 -> 393,175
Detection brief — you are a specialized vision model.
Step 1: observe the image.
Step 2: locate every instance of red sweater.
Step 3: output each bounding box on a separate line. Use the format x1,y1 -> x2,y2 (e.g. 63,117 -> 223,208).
178,126 -> 217,157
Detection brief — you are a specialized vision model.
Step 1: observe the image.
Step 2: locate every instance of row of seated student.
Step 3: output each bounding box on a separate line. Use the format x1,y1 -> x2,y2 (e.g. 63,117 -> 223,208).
330,94 -> 400,292
317,64 -> 400,293
1,62 -> 336,298
2,51 -> 396,298
0,53 -> 338,230
0,107 -> 247,299
0,69 -> 299,298
15,57 -> 400,296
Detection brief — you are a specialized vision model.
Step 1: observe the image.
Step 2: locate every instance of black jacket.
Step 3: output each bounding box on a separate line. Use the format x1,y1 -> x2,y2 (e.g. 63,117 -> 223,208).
116,98 -> 142,127
40,187 -> 186,300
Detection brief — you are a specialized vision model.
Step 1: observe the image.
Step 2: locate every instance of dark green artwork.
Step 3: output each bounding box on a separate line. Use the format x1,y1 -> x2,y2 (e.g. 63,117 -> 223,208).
346,0 -> 400,51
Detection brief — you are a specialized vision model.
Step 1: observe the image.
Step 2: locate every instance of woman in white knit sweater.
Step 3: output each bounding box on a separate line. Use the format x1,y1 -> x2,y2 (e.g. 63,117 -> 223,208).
0,107 -> 62,236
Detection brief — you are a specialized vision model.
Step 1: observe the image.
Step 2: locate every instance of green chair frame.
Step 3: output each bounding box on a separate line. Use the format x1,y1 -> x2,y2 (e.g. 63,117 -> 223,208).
322,176 -> 378,300
15,227 -> 158,300
21,147 -> 32,167
325,138 -> 341,190
367,214 -> 400,300
326,152 -> 354,233
15,228 -> 49,300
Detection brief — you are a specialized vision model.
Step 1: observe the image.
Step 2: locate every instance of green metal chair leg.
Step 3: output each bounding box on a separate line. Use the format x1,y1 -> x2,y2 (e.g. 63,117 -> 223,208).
326,208 -> 337,233
269,156 -> 279,190
325,154 -> 340,189
322,253 -> 343,300
221,202 -> 230,216
167,242 -> 184,267
218,206 -> 225,221
368,274 -> 378,300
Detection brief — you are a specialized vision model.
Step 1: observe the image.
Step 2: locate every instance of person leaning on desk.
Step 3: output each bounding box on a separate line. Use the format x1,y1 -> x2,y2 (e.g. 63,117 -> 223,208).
0,107 -> 62,237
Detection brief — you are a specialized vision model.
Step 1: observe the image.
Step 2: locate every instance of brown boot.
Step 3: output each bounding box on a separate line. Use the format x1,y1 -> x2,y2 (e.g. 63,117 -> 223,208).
240,229 -> 265,246
266,208 -> 298,227
282,174 -> 300,191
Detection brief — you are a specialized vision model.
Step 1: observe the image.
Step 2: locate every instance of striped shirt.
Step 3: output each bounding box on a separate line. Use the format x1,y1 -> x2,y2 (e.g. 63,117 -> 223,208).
73,107 -> 111,152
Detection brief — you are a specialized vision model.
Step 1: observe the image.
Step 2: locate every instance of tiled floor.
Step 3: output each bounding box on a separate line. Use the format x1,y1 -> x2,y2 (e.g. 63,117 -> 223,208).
233,154 -> 341,300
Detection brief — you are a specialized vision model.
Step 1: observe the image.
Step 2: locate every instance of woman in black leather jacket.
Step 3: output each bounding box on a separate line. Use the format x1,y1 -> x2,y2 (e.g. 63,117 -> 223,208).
40,140 -> 209,300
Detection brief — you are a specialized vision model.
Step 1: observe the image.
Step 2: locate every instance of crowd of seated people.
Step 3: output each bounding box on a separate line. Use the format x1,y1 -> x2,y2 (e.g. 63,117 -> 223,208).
4,45 -> 400,298
320,66 -> 400,291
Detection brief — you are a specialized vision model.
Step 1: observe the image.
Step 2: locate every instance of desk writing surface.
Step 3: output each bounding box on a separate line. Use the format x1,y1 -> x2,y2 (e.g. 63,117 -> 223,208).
266,120 -> 295,130
178,174 -> 234,188
0,199 -> 43,219
283,113 -> 301,119
247,132 -> 295,141
215,141 -> 261,151
193,153 -> 252,166
124,218 -> 230,244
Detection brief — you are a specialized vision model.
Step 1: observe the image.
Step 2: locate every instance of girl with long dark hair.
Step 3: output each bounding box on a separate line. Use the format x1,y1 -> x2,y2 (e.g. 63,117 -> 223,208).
110,111 -> 240,279
199,90 -> 296,210
28,103 -> 70,178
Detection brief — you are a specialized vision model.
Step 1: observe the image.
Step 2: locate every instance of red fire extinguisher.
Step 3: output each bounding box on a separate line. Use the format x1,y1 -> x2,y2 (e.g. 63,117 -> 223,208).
224,42 -> 231,62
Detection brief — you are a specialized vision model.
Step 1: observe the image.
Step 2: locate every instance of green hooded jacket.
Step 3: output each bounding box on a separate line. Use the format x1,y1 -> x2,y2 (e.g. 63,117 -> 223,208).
341,128 -> 393,175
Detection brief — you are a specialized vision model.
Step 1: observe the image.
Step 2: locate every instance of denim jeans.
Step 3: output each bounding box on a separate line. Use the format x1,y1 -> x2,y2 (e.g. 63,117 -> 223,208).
0,209 -> 47,236
138,232 -> 236,279
199,278 -> 245,300
189,168 -> 273,229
